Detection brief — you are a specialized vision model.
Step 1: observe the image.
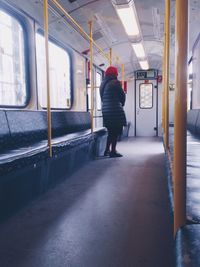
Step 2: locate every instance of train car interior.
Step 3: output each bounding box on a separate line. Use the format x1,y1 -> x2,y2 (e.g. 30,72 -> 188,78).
0,0 -> 199,266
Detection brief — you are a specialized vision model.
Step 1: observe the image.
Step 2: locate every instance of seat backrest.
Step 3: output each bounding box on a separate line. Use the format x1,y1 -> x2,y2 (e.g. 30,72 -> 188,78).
1,110 -> 91,150
187,109 -> 200,134
0,110 -> 11,151
6,110 -> 47,148
51,111 -> 91,137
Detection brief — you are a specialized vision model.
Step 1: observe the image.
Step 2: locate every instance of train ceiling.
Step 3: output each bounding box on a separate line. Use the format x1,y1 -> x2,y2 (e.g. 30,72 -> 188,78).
4,0 -> 200,80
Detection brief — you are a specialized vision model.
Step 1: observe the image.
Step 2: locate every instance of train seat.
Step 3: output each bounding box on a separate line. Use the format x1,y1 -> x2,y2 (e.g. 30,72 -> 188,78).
0,110 -> 107,221
176,225 -> 200,266
168,110 -> 200,266
187,109 -> 199,133
0,110 -> 48,175
0,110 -> 106,175
50,111 -> 107,155
51,111 -> 92,154
169,109 -> 200,221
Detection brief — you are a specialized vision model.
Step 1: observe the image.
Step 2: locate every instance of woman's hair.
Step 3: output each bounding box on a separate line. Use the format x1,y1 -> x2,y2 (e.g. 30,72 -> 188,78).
105,66 -> 118,77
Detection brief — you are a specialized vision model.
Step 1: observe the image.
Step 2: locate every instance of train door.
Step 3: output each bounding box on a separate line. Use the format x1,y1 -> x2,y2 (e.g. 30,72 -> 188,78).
135,70 -> 158,136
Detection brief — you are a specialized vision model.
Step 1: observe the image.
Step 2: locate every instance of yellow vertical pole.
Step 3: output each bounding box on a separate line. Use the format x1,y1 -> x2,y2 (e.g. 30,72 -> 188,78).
44,0 -> 52,157
121,64 -> 125,90
162,10 -> 167,138
109,48 -> 112,65
174,0 -> 188,235
89,21 -> 94,133
164,0 -> 170,149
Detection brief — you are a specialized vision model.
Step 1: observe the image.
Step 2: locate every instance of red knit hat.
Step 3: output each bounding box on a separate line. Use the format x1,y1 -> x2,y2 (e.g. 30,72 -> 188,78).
105,66 -> 118,77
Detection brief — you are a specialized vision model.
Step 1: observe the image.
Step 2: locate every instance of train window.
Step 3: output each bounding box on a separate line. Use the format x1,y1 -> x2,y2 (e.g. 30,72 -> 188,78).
87,68 -> 94,110
87,85 -> 91,110
36,33 -> 71,109
139,83 -> 153,109
96,72 -> 102,110
0,10 -> 27,106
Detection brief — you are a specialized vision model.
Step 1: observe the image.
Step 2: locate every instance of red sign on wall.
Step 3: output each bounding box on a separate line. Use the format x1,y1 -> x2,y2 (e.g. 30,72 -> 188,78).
157,75 -> 162,83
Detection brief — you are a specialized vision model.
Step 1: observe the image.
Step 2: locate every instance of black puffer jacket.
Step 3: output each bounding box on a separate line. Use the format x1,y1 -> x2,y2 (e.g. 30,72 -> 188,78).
100,75 -> 126,128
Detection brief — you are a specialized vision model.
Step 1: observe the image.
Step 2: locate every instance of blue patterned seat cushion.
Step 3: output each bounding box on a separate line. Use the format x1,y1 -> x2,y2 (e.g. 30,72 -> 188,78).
52,130 -> 93,154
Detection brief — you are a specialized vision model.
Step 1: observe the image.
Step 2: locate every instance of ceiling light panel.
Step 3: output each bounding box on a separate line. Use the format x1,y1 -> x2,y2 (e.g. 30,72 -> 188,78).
132,43 -> 145,58
114,1 -> 140,37
139,60 -> 149,70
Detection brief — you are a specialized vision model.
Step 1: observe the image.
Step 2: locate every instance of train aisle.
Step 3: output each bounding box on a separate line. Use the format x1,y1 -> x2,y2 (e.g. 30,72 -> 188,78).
0,138 -> 174,267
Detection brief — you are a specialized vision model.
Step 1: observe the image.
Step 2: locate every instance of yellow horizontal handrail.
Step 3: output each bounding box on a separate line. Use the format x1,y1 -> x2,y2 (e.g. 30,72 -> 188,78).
51,0 -> 110,62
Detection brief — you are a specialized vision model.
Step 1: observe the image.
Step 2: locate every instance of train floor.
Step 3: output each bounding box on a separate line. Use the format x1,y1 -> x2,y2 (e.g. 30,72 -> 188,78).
0,137 -> 174,267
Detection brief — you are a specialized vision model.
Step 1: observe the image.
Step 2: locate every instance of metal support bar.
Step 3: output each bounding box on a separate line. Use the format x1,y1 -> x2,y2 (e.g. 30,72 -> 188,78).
89,21 -> 94,133
174,0 -> 188,235
164,0 -> 170,149
44,0 -> 52,157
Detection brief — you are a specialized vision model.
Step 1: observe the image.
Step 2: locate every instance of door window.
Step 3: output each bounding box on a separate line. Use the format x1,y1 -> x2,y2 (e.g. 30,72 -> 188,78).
139,83 -> 153,109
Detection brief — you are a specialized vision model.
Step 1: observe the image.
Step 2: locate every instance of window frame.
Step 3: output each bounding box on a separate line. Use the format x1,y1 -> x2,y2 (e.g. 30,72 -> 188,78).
0,5 -> 30,108
86,65 -> 95,111
36,29 -> 73,110
139,83 -> 153,109
95,69 -> 102,111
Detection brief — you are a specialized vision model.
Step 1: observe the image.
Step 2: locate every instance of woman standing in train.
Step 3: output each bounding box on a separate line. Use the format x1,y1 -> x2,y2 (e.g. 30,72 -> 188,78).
100,66 -> 127,158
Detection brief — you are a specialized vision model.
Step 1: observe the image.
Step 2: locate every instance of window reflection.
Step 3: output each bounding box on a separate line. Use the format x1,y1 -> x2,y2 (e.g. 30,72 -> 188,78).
36,33 -> 71,109
96,72 -> 102,110
0,10 -> 26,106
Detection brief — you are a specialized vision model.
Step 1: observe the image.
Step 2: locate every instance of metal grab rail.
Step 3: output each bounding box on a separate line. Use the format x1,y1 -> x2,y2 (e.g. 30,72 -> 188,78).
51,0 -> 110,62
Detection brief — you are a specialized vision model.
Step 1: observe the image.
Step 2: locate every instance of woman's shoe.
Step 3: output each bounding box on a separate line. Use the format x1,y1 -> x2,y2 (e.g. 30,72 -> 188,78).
109,151 -> 123,158
104,150 -> 110,156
